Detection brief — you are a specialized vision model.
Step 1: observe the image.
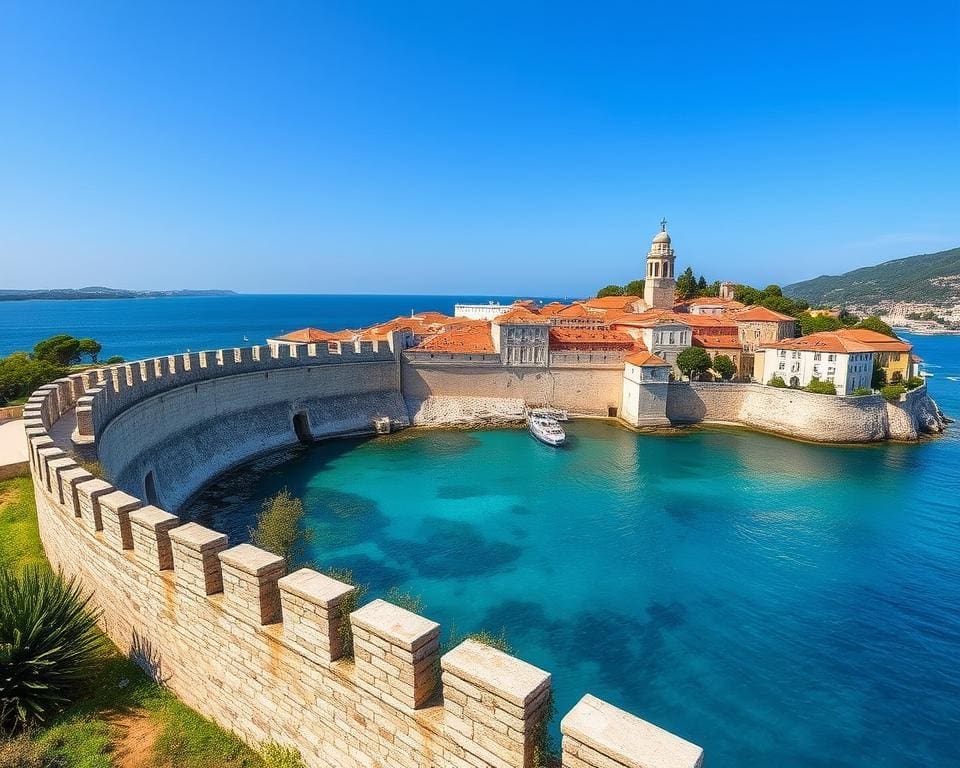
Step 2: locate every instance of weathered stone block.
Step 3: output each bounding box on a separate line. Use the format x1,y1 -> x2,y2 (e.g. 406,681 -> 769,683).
219,544 -> 285,625
99,490 -> 142,551
351,599 -> 440,710
75,478 -> 114,531
58,467 -> 94,517
47,457 -> 78,504
560,694 -> 703,768
169,523 -> 228,595
129,506 -> 180,570
279,568 -> 356,662
441,639 -> 552,768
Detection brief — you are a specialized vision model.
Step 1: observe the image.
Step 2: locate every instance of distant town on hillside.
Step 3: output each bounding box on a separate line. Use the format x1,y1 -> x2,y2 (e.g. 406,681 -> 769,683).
0,287 -> 237,302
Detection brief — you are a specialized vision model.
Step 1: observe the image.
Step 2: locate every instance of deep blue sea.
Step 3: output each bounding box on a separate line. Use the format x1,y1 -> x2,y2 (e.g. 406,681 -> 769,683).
0,294 -> 555,359
5,295 -> 959,765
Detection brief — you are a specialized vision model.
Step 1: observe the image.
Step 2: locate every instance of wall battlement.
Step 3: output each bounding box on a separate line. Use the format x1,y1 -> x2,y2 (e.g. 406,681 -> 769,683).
25,357 -> 705,768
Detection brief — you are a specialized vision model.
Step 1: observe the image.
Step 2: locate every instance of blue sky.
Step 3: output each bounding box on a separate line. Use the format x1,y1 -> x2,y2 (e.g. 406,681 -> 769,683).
1,1 -> 958,295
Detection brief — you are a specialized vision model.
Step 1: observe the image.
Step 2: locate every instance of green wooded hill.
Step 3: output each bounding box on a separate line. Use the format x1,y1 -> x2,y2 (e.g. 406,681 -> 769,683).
784,246 -> 960,306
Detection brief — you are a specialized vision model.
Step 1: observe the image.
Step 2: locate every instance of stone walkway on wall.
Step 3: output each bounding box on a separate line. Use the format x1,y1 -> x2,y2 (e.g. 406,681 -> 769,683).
0,419 -> 29,479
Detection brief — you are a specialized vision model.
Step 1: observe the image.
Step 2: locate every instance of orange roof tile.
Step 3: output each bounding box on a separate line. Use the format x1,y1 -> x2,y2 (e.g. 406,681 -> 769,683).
411,311 -> 452,324
732,306 -> 796,323
538,302 -> 568,316
625,351 -> 670,367
582,295 -> 643,310
762,329 -> 910,354
274,328 -> 341,343
548,328 -> 636,349
412,323 -> 495,354
493,307 -> 551,325
692,334 -> 742,350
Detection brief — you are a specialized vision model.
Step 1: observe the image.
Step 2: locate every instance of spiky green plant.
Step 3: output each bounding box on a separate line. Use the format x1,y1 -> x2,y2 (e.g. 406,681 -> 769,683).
0,567 -> 106,734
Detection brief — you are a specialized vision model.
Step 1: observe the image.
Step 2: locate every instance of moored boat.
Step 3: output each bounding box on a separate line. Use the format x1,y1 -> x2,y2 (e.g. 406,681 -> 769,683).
526,409 -> 566,446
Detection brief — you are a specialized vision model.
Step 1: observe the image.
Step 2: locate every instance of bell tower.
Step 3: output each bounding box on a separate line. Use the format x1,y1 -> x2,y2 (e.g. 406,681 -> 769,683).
643,218 -> 676,310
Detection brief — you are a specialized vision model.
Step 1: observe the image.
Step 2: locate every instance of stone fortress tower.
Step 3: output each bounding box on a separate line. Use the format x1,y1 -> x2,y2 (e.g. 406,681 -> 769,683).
643,217 -> 677,310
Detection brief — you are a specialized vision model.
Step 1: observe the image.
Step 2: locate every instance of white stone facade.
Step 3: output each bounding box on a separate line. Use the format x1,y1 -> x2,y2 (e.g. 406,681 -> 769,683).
453,302 -> 510,320
762,347 -> 874,394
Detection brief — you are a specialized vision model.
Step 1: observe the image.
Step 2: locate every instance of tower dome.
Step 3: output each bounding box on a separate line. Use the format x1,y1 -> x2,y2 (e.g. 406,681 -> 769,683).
644,217 -> 677,310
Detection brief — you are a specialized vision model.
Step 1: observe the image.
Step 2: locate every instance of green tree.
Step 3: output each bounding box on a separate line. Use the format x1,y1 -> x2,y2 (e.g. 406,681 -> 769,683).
250,489 -> 312,568
32,335 -> 81,366
798,313 -> 843,335
871,365 -> 887,390
623,279 -> 645,297
696,276 -> 708,296
0,353 -> 66,406
103,355 -> 125,365
711,354 -> 736,380
675,267 -> 697,300
855,316 -> 897,337
77,338 -> 102,364
596,284 -> 624,298
676,346 -> 712,379
881,384 -> 906,402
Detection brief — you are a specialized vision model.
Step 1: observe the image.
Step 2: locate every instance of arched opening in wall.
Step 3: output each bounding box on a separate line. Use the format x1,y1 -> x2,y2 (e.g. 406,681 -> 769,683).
293,411 -> 312,444
144,471 -> 158,506
790,376 -> 800,388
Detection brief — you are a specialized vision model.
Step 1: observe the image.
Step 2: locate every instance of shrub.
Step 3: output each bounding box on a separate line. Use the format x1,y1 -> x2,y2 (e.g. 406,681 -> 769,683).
0,354 -> 66,407
871,365 -> 887,389
0,567 -> 106,734
103,356 -> 125,365
711,354 -> 736,381
676,347 -> 712,379
804,377 -> 837,395
852,387 -> 873,396
905,376 -> 924,390
250,489 -> 311,569
261,743 -> 306,768
767,375 -> 787,388
881,384 -> 906,402
0,735 -> 61,767
385,586 -> 424,615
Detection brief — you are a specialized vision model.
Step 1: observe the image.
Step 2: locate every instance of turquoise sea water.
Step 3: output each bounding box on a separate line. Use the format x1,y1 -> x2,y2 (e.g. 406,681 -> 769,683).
185,333 -> 960,767
7,295 -> 957,764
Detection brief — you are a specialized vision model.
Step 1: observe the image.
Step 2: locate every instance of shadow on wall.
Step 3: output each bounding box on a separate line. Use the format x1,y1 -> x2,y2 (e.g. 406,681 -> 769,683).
665,382 -> 707,423
131,629 -> 169,686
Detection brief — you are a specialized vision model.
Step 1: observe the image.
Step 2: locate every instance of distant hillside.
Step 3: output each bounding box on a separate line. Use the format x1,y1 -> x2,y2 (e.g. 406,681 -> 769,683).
0,287 -> 237,302
784,247 -> 960,306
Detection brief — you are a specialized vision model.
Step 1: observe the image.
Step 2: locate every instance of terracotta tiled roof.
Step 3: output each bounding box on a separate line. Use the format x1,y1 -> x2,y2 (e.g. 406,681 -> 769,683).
692,334 -> 742,350
274,328 -> 341,343
537,302 -> 568,316
625,351 -> 670,367
412,323 -> 495,354
548,328 -> 636,349
834,328 -> 912,352
582,295 -> 643,310
555,303 -> 593,318
411,311 -> 452,324
674,297 -> 746,311
732,306 -> 796,322
493,307 -> 551,325
762,329 -> 910,354
611,310 -> 691,329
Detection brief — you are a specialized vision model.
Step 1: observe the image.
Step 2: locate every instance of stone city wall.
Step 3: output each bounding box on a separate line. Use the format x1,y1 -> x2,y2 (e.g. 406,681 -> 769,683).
401,359 -> 624,416
98,364 -> 405,512
23,351 -> 704,768
666,382 -> 944,442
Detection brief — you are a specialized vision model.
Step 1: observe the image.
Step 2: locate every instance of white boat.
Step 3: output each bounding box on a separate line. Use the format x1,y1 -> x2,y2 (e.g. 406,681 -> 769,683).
529,406 -> 569,422
526,412 -> 565,446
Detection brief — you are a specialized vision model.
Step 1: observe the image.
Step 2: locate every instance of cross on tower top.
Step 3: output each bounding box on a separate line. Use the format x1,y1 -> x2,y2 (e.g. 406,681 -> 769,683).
660,217 -> 668,232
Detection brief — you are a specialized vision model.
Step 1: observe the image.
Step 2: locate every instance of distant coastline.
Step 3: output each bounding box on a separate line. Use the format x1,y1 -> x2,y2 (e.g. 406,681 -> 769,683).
0,287 -> 237,302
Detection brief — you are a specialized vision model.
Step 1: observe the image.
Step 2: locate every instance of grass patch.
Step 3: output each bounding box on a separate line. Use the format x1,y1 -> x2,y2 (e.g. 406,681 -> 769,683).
0,476 -> 47,575
1,477 -> 266,768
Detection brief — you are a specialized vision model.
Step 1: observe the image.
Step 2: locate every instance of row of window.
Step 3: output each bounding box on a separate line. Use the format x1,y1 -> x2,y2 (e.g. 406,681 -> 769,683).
654,330 -> 689,346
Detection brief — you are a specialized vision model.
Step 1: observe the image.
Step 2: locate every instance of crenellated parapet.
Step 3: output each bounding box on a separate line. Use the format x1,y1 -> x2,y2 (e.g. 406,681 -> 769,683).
68,340 -> 400,443
25,366 -> 705,768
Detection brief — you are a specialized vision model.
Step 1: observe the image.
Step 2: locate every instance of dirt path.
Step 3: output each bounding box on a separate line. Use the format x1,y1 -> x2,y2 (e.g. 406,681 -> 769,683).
107,710 -> 161,768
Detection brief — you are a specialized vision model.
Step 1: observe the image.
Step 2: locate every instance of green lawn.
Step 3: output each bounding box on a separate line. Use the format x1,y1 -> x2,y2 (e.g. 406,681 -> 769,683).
0,476 -> 272,768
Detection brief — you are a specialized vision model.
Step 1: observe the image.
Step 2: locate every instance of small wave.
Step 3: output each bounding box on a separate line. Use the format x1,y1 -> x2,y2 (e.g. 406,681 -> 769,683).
945,376 -> 960,382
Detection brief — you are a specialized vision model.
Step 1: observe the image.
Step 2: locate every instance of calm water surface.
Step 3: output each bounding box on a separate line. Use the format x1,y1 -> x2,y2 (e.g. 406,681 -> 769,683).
0,294 -> 554,359
185,335 -> 960,767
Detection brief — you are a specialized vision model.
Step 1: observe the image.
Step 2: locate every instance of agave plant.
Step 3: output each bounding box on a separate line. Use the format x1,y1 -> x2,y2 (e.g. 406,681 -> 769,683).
0,567 -> 106,734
